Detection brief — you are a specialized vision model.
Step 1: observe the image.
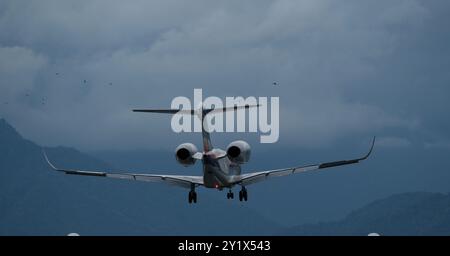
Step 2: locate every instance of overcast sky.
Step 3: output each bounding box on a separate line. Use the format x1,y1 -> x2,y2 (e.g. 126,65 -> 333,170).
1,0 -> 449,152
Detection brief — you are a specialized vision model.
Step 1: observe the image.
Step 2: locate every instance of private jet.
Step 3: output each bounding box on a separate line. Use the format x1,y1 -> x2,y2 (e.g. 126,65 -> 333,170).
43,105 -> 375,204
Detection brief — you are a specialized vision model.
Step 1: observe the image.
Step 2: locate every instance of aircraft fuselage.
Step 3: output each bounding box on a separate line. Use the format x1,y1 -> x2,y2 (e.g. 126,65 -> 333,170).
201,148 -> 241,189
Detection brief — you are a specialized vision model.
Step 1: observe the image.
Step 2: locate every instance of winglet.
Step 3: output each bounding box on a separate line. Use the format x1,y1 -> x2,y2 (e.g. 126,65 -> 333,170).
42,149 -> 58,170
360,136 -> 376,160
317,136 -> 376,169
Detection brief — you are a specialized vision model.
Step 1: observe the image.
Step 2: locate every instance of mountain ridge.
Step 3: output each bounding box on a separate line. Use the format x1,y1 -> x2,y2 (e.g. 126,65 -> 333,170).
2,118 -> 450,235
285,191 -> 450,235
0,118 -> 282,235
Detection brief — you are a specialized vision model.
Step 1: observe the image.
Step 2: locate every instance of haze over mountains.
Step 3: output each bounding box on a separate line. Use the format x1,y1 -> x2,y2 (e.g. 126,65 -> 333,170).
287,192 -> 450,236
1,118 -> 450,235
0,119 -> 280,235
93,133 -> 450,227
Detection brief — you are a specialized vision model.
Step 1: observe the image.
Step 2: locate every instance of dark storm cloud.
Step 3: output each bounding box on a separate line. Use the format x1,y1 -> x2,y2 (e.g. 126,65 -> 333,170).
0,0 -> 449,151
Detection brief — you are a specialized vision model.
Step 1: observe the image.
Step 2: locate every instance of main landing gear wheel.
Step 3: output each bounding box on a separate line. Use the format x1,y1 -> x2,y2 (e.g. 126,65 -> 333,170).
239,187 -> 248,202
226,190 -> 234,199
188,191 -> 197,204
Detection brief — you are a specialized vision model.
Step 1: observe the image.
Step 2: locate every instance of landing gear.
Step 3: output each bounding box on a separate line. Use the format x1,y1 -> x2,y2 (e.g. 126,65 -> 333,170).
188,184 -> 197,204
226,190 -> 234,199
239,186 -> 248,202
188,191 -> 197,204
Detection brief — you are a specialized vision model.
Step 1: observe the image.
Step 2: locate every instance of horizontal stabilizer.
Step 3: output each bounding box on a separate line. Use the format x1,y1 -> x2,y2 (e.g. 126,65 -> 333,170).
208,104 -> 260,114
132,109 -> 194,114
132,104 -> 260,116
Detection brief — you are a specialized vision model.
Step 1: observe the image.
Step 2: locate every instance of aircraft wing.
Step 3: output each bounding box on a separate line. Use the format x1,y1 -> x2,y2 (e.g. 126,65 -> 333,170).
234,137 -> 375,186
43,151 -> 203,189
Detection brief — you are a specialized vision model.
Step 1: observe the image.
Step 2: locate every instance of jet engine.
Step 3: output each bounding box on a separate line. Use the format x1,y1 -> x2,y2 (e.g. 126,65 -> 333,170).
175,143 -> 198,166
226,140 -> 251,164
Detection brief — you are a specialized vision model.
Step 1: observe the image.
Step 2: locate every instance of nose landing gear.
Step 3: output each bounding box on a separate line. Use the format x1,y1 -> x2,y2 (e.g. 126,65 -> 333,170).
226,190 -> 234,199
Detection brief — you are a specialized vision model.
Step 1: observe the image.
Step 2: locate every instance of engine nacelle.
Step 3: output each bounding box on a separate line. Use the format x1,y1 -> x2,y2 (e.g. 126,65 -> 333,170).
226,140 -> 251,164
175,143 -> 198,166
